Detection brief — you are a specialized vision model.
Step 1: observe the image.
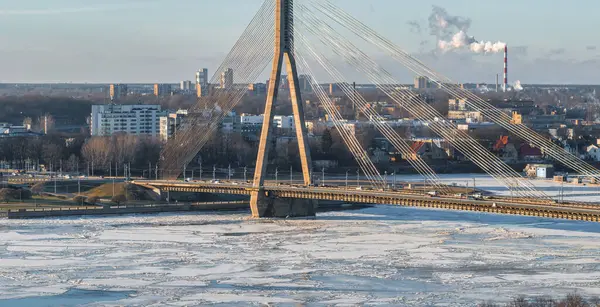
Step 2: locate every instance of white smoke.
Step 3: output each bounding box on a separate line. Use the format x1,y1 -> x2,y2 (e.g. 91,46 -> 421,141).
438,31 -> 506,54
470,41 -> 506,54
429,6 -> 506,54
513,80 -> 523,91
438,31 -> 475,51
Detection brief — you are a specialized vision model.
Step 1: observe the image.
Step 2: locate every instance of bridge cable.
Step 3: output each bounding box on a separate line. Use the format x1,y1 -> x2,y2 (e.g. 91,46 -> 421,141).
309,0 -> 600,181
160,0 -> 275,179
294,25 -> 450,194
297,4 -> 547,199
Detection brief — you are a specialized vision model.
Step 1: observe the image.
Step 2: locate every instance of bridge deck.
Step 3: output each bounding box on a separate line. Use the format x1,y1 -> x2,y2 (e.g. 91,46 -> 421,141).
134,180 -> 600,223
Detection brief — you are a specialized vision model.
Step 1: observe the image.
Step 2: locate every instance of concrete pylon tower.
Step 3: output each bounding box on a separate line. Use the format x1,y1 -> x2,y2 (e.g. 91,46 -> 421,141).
250,0 -> 315,218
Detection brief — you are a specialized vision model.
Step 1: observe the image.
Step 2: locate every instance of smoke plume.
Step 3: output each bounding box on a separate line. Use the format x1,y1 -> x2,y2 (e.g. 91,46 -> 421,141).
428,6 -> 506,54
513,80 -> 523,91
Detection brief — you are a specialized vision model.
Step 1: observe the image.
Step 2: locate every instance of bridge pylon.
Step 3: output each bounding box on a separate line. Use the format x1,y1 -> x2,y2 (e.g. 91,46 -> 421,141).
250,0 -> 315,218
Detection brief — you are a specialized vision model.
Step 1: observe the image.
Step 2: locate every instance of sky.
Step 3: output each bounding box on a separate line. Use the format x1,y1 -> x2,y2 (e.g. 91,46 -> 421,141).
0,0 -> 599,84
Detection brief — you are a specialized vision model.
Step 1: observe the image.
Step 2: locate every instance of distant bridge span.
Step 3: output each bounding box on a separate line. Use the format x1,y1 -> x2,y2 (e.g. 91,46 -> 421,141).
134,180 -> 600,223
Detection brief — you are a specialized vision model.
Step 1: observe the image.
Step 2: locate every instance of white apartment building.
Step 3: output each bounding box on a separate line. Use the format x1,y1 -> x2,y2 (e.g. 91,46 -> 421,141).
90,104 -> 165,137
240,114 -> 264,125
274,115 -> 295,130
159,110 -> 188,142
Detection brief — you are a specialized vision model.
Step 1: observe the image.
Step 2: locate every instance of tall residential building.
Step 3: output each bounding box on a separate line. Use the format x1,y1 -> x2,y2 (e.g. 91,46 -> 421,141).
159,110 -> 188,142
90,104 -> 165,137
414,76 -> 430,89
248,83 -> 267,95
109,84 -> 128,101
196,68 -> 209,97
329,83 -> 343,95
154,84 -> 171,96
196,83 -> 209,97
196,68 -> 209,87
180,80 -> 193,91
298,74 -> 312,92
220,68 -> 234,89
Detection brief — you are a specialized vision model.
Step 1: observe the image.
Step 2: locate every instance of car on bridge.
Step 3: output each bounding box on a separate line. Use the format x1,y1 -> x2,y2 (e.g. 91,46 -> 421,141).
427,191 -> 439,197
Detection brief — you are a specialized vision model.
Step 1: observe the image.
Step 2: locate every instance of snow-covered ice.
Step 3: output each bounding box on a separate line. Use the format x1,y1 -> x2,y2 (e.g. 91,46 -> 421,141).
397,173 -> 600,203
1,174 -> 600,306
1,206 -> 600,306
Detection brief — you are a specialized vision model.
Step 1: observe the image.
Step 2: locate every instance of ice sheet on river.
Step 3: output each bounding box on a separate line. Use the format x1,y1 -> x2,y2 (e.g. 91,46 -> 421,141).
1,204 -> 600,306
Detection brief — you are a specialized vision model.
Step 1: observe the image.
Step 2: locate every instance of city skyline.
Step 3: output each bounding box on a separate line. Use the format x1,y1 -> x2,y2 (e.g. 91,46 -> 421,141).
0,0 -> 599,84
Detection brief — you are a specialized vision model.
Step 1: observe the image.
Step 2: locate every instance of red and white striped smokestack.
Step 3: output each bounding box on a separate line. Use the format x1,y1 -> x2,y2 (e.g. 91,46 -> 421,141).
503,45 -> 508,92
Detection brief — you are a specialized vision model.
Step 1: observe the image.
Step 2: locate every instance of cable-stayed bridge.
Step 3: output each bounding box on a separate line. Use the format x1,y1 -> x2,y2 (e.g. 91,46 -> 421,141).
151,0 -> 600,221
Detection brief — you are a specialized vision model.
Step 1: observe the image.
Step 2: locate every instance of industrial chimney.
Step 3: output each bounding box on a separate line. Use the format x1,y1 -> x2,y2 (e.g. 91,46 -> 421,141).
503,45 -> 508,92
496,74 -> 499,92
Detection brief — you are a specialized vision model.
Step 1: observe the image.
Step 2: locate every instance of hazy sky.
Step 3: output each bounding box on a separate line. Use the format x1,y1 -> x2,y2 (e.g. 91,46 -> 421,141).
1,0 -> 599,84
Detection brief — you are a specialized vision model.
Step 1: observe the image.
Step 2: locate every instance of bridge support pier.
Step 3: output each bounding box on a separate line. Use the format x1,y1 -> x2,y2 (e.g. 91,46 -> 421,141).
250,190 -> 317,218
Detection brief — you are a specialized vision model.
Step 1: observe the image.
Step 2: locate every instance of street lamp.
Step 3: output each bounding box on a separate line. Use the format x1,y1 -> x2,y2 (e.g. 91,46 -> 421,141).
275,167 -> 279,185
384,171 -> 388,190
345,170 -> 349,189
356,169 -> 360,188
199,161 -> 202,180
213,165 -> 216,180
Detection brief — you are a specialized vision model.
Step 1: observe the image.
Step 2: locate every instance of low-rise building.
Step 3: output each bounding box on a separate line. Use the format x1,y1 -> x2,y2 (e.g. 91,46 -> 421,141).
274,115 -> 295,130
520,144 -> 544,161
448,98 -> 468,111
524,164 -> 555,179
493,136 -> 519,163
0,123 -> 39,138
587,145 -> 600,162
240,114 -> 264,133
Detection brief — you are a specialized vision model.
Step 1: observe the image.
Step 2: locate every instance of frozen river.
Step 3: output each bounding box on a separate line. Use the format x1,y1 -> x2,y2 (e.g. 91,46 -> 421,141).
2,206 -> 600,306
1,174 -> 600,306
397,173 -> 600,203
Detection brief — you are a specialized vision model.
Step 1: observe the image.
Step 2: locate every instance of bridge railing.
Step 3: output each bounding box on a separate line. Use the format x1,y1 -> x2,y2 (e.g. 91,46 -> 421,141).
5,201 -> 249,214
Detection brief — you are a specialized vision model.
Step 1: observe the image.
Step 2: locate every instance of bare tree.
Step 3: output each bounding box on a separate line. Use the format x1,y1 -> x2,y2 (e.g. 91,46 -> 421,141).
66,154 -> 80,173
82,137 -> 112,170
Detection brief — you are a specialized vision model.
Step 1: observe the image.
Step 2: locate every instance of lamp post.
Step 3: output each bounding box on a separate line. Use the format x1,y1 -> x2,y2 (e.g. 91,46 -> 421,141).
384,171 -> 388,190
345,170 -> 349,189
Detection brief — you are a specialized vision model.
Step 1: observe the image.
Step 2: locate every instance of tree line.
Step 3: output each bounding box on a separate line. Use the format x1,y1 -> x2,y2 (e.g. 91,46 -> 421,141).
0,134 -> 160,176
